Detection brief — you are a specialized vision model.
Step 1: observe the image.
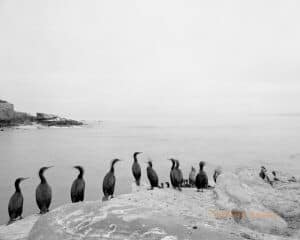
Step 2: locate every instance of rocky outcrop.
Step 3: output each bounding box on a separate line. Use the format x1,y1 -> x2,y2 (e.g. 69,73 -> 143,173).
1,181 -> 298,240
215,168 -> 300,236
0,100 -> 82,128
0,215 -> 39,240
36,113 -> 83,127
0,100 -> 15,125
13,112 -> 36,125
1,169 -> 299,240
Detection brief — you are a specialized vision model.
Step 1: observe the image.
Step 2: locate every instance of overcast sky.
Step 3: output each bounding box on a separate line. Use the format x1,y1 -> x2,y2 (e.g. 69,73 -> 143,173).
1,0 -> 300,121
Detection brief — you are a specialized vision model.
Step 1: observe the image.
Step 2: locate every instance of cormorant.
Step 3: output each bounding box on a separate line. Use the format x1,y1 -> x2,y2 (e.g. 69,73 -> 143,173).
213,167 -> 222,183
271,171 -> 280,182
71,166 -> 85,203
146,161 -> 159,189
8,177 -> 29,223
102,159 -> 121,201
165,182 -> 170,188
195,161 -> 208,191
174,159 -> 183,191
132,152 -> 142,186
168,158 -> 176,188
189,166 -> 196,186
259,166 -> 266,180
36,166 -> 53,214
259,166 -> 272,185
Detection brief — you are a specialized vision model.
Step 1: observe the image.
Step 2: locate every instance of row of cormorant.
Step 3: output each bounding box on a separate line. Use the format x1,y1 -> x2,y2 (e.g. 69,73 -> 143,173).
8,152 -> 215,224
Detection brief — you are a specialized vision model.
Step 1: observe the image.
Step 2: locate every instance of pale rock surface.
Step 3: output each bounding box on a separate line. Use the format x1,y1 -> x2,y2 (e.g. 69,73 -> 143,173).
0,169 -> 299,240
28,187 -> 243,240
0,215 -> 39,240
215,168 -> 300,236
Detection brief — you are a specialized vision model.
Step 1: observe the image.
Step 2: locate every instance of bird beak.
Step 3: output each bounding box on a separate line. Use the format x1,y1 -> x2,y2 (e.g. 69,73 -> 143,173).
21,177 -> 29,181
46,166 -> 54,170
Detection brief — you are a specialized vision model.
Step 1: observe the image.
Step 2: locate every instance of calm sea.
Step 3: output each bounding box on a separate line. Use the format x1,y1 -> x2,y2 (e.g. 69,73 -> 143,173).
0,116 -> 300,224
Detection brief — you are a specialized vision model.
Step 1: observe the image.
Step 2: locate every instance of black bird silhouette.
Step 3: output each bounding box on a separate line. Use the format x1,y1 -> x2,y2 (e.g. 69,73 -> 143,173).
102,159 -> 121,201
168,158 -> 176,188
146,161 -> 159,189
195,161 -> 208,191
8,177 -> 29,223
36,166 -> 53,214
213,167 -> 222,183
174,160 -> 183,190
71,166 -> 85,203
132,152 -> 142,186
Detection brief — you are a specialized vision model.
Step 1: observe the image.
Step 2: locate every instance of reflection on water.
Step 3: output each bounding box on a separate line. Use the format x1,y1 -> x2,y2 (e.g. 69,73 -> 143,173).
0,116 -> 300,224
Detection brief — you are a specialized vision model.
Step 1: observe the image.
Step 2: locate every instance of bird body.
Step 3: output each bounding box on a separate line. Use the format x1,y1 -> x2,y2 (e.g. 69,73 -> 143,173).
170,159 -> 183,191
8,192 -> 23,221
147,161 -> 159,189
102,172 -> 115,198
195,162 -> 208,191
71,166 -> 85,202
132,152 -> 142,186
175,160 -> 183,186
36,167 -> 52,214
169,159 -> 176,188
8,178 -> 28,223
102,159 -> 121,200
213,167 -> 222,183
259,166 -> 266,180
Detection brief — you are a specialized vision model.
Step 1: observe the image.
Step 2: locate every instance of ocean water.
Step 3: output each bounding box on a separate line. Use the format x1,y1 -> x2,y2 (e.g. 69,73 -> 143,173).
0,116 -> 300,224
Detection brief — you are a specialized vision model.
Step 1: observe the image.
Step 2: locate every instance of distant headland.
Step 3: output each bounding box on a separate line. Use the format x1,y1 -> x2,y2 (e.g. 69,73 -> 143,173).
0,99 -> 83,128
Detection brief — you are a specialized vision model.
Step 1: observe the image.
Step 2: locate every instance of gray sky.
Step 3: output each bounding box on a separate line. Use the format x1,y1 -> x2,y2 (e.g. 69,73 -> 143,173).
1,0 -> 300,121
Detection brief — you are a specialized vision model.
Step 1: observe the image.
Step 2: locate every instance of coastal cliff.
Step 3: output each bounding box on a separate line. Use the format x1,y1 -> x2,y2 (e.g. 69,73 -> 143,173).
0,169 -> 299,240
0,100 -> 82,128
0,100 -> 15,123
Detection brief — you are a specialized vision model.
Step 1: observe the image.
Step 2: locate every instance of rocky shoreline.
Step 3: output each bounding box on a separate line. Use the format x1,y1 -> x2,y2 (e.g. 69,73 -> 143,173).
0,100 -> 83,128
0,170 -> 299,240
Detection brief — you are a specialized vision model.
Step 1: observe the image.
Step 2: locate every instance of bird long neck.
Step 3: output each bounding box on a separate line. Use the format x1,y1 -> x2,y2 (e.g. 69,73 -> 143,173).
110,163 -> 115,173
39,171 -> 47,183
78,171 -> 83,179
15,181 -> 21,193
77,168 -> 84,179
171,161 -> 175,170
134,154 -> 138,162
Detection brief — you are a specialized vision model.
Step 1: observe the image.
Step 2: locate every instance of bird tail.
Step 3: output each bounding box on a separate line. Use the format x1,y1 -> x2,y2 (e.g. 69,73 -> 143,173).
136,180 -> 140,186
7,219 -> 15,225
102,196 -> 109,201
